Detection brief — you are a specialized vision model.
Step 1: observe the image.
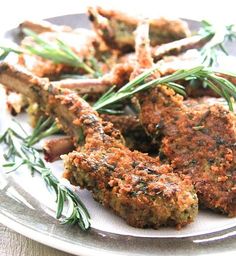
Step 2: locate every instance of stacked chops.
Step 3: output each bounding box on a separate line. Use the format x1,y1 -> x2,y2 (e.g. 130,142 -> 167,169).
0,6 -> 235,229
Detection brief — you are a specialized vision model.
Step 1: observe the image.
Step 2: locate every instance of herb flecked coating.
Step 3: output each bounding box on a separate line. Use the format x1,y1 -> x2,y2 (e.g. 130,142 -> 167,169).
60,91 -> 198,229
0,62 -> 198,229
139,85 -> 236,216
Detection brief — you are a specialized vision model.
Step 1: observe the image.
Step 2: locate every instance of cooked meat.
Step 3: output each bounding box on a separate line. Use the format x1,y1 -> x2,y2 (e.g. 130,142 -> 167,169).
152,34 -> 212,62
100,114 -> 158,153
44,136 -> 75,162
156,50 -> 236,98
59,94 -> 198,229
138,86 -> 236,216
43,114 -> 157,163
18,54 -> 70,79
128,18 -> 236,217
129,19 -> 155,82
134,20 -> 153,68
52,78 -> 110,94
6,91 -> 28,115
0,62 -> 198,229
88,6 -> 190,52
20,19 -> 73,34
50,62 -> 133,99
64,141 -> 197,229
18,29 -> 97,78
100,114 -> 140,134
0,62 -> 80,140
52,62 -> 133,97
42,115 -> 142,162
102,63 -> 134,87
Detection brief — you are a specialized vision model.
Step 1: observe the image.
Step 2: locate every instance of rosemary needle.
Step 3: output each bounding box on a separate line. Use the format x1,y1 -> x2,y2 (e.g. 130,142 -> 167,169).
0,119 -> 91,231
23,28 -> 97,76
94,66 -> 236,112
199,21 -> 236,66
25,116 -> 60,146
0,46 -> 22,60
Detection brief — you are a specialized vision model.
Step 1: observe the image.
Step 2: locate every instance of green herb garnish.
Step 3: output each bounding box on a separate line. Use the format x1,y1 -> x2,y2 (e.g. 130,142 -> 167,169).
199,21 -> 236,66
0,118 -> 90,231
23,28 -> 98,77
0,46 -> 22,60
94,66 -> 236,112
25,116 -> 60,146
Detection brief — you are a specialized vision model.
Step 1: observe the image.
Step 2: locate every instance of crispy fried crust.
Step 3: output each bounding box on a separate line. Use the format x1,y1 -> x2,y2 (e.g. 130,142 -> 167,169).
100,114 -> 158,153
64,147 -> 197,229
0,62 -> 198,229
139,86 -> 236,216
88,6 -> 190,52
42,114 -> 155,163
102,63 -> 134,87
0,62 -> 89,141
62,100 -> 198,229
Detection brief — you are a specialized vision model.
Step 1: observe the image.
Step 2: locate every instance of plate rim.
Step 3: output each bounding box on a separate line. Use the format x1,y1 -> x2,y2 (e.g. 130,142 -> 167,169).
0,212 -> 124,256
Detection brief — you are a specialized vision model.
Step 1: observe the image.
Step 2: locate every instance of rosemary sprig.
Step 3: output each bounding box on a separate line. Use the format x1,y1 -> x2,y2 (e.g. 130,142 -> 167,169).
199,21 -> 236,66
0,119 -> 90,231
94,23 -> 236,112
0,46 -> 22,60
22,28 -> 98,77
25,116 -> 60,146
93,66 -> 164,110
94,66 -> 236,112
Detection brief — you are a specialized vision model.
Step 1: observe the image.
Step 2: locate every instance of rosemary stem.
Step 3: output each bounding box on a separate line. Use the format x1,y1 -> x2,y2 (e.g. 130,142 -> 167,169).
94,66 -> 203,111
0,123 -> 91,231
75,61 -> 95,75
27,123 -> 60,147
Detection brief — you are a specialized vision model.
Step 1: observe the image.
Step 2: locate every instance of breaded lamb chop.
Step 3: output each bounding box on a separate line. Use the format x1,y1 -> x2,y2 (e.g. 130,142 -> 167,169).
139,86 -> 236,216
0,61 -> 198,229
43,114 -> 157,163
128,17 -> 236,217
88,6 -> 190,52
